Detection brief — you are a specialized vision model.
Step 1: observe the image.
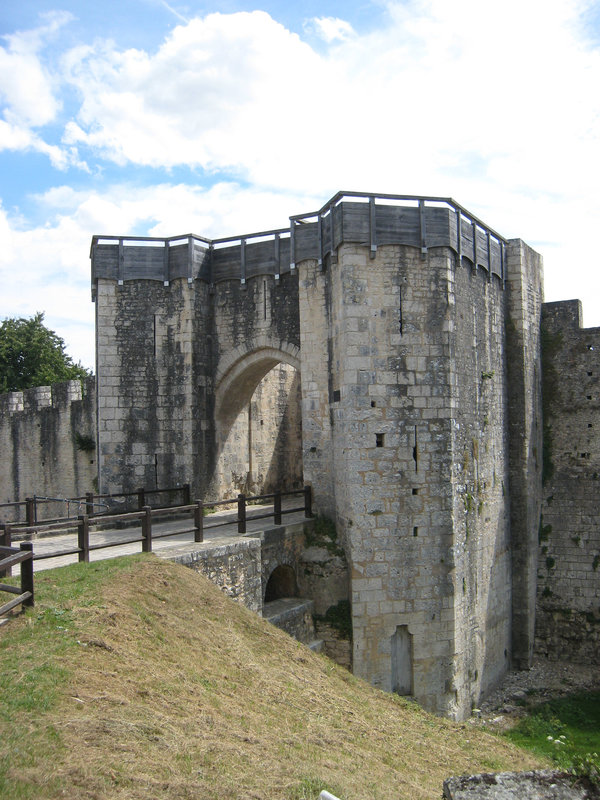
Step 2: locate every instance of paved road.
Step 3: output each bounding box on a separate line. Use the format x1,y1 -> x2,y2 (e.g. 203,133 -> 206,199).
9,499 -> 308,573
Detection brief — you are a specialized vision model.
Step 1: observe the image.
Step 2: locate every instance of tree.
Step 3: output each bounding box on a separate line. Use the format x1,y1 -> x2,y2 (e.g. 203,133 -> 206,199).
0,313 -> 92,393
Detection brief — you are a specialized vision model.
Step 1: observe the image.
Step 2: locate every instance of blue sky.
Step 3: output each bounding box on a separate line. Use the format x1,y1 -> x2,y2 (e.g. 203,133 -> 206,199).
1,0 -> 600,369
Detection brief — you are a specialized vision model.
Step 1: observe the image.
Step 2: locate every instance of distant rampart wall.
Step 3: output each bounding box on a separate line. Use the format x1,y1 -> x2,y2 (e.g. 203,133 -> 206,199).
0,377 -> 97,521
536,300 -> 600,661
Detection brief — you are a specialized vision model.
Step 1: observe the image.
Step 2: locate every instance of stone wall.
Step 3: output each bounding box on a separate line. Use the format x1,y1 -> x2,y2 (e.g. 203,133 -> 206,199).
0,378 -> 96,521
169,538 -> 263,614
95,273 -> 301,502
535,300 -> 600,661
86,196 -> 562,718
95,278 -> 205,498
450,251 -> 513,715
297,241 -> 533,720
505,240 -> 545,669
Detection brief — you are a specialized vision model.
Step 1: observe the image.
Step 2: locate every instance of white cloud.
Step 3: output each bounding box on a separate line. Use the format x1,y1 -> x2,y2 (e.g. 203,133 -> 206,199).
0,119 -> 84,170
306,17 -> 356,43
0,11 -> 81,167
0,14 -> 67,127
3,0 -> 600,358
57,3 -> 600,196
62,12 -> 325,174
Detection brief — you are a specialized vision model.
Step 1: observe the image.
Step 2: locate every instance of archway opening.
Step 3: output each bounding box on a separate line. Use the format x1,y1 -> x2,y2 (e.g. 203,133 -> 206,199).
264,564 -> 298,602
214,353 -> 303,498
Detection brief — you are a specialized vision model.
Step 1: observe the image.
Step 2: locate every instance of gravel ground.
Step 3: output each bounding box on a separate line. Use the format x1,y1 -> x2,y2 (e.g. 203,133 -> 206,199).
469,660 -> 600,731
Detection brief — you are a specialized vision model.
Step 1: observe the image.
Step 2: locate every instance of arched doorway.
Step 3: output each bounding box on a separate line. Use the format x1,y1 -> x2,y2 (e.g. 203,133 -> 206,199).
213,347 -> 303,498
264,564 -> 298,602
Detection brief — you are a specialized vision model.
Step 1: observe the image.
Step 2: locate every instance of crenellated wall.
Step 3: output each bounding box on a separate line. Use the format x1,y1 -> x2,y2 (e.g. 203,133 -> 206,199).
0,378 -> 97,521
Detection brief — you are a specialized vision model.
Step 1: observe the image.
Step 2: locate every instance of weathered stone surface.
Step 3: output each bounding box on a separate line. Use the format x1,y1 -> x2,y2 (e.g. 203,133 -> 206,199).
0,378 -> 96,521
536,301 -> 600,662
443,771 -> 599,799
169,538 -> 263,613
7,194 -> 597,721
263,597 -> 317,644
89,199 -> 545,718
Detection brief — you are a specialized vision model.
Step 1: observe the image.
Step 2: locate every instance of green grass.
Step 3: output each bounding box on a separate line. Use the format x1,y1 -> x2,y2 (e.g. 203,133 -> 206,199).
0,556 -> 149,799
1,556 -> 546,799
503,692 -> 600,780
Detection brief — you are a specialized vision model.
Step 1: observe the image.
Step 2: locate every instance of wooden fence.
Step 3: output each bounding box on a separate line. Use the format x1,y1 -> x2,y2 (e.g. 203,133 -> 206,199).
0,542 -> 34,618
0,487 -> 312,567
0,484 -> 191,527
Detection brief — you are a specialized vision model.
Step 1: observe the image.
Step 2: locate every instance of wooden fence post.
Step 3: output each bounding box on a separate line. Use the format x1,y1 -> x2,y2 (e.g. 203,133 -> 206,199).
137,488 -> 146,511
20,542 -> 34,607
1,525 -> 12,578
274,490 -> 282,526
78,515 -> 90,562
25,497 -> 35,526
194,501 -> 204,543
304,485 -> 313,518
85,492 -> 94,517
237,494 -> 246,534
142,506 -> 153,552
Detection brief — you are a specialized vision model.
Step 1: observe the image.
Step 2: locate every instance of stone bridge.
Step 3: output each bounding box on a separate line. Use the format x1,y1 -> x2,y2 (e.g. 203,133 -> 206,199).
91,191 -> 543,720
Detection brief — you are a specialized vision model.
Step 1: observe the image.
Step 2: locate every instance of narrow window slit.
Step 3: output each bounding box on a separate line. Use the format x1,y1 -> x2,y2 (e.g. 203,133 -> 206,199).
399,287 -> 403,335
413,426 -> 418,471
263,280 -> 267,320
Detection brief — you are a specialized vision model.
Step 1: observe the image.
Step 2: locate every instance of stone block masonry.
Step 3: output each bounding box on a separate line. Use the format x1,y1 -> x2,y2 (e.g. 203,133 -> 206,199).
535,300 -> 600,661
297,238 -> 540,720
0,378 -> 96,520
5,193 -> 593,718
84,193 -> 552,719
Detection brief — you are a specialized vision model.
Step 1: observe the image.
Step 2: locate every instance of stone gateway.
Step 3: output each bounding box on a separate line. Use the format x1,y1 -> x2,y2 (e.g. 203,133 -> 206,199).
89,192 -> 545,720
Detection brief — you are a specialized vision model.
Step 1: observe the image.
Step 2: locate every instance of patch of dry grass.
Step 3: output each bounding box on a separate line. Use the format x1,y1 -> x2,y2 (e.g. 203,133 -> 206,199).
1,555 -> 545,799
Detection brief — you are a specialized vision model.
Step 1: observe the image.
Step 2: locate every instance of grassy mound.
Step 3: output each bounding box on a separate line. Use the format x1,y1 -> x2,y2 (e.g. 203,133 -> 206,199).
1,555 -> 544,799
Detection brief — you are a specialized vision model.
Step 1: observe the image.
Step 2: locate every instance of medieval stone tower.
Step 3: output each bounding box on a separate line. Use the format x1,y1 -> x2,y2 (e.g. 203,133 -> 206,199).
91,192 -> 543,720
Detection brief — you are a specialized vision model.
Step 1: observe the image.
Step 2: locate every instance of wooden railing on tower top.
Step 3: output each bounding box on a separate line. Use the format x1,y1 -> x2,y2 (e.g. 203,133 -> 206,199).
90,191 -> 507,291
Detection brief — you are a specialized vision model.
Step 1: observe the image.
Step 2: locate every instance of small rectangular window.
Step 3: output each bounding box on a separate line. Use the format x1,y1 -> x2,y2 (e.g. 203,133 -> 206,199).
376,433 -> 385,447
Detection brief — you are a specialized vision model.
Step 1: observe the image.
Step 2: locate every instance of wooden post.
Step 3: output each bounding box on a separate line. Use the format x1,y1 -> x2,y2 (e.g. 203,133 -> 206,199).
85,492 -> 94,517
142,506 -> 153,552
78,515 -> 90,563
237,494 -> 246,534
304,485 -> 313,518
194,501 -> 204,543
20,542 -> 34,607
1,525 -> 12,578
25,497 -> 35,526
274,491 -> 282,526
137,487 -> 145,510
